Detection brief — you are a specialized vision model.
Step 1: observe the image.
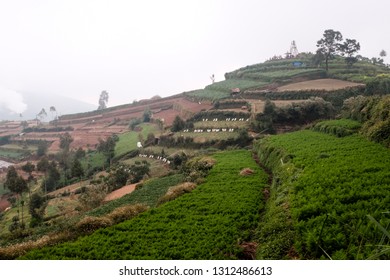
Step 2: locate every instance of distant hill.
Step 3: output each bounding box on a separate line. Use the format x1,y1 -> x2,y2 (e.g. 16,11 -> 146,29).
0,92 -> 96,121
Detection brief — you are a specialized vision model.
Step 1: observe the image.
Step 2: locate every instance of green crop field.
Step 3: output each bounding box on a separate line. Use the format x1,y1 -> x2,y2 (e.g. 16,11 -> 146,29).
311,119 -> 362,137
115,123 -> 158,157
0,148 -> 28,161
20,150 -> 268,259
193,120 -> 250,129
205,79 -> 269,92
240,69 -> 325,81
87,174 -> 184,217
185,89 -> 230,101
255,129 -> 390,259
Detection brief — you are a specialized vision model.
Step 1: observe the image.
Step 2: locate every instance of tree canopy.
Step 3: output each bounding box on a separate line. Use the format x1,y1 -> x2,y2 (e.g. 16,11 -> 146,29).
316,29 -> 361,70
316,29 -> 343,71
98,90 -> 109,110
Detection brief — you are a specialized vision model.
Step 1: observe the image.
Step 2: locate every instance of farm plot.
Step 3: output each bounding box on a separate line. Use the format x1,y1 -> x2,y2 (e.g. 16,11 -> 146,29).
256,130 -> 390,259
193,119 -> 250,129
115,123 -> 159,157
20,150 -> 268,259
276,79 -> 364,92
205,79 -> 269,92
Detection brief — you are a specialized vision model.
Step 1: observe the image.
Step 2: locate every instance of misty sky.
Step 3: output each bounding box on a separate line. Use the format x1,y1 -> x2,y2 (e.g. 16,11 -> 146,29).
0,0 -> 389,112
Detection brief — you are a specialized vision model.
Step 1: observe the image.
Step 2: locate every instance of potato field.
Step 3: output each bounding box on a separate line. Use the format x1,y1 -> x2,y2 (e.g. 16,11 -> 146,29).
20,150 -> 268,259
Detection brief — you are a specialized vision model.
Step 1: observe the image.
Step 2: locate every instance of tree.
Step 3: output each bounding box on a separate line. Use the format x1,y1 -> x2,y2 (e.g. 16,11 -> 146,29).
59,132 -> 73,152
49,106 -> 57,122
37,108 -> 47,123
75,147 -> 86,159
380,50 -> 387,58
98,90 -> 109,110
339,38 -> 361,67
311,50 -> 325,67
21,120 -> 28,130
4,166 -> 28,227
97,135 -> 118,165
142,107 -> 152,122
316,29 -> 343,71
29,192 -> 47,227
37,157 -> 50,172
145,132 -> 156,146
43,161 -> 61,192
37,141 -> 49,157
21,161 -> 35,176
22,161 -> 35,186
171,115 -> 185,132
59,132 -> 74,173
71,158 -> 84,179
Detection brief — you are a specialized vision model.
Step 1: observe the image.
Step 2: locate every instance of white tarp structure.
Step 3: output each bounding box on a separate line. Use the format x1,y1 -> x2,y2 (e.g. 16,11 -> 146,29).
0,160 -> 13,169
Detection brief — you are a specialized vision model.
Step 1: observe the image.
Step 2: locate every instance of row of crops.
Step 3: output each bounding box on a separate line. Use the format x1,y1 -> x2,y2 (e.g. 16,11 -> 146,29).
20,150 -> 269,259
186,67 -> 326,101
255,129 -> 390,259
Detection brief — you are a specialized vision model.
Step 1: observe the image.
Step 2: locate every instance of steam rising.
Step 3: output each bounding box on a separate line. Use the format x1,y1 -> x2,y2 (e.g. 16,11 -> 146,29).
0,86 -> 27,115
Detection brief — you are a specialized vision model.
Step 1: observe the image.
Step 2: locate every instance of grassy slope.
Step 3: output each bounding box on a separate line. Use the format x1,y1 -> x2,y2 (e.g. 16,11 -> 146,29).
20,150 -> 268,259
115,123 -> 158,157
187,54 -> 390,101
255,129 -> 390,259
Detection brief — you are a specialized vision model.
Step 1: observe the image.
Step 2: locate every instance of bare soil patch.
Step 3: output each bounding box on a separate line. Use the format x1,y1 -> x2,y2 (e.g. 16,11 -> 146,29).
48,181 -> 87,196
104,183 -> 137,202
277,78 -> 364,92
0,194 -> 12,212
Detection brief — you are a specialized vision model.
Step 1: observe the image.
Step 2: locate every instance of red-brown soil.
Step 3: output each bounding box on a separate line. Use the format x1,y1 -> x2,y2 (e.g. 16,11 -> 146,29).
104,183 -> 137,202
0,194 -> 11,212
276,78 -> 364,91
5,96 -> 212,153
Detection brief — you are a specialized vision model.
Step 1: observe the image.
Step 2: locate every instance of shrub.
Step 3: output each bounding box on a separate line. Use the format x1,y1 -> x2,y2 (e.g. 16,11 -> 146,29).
106,204 -> 149,224
78,185 -> 107,211
75,216 -> 113,234
157,182 -> 197,205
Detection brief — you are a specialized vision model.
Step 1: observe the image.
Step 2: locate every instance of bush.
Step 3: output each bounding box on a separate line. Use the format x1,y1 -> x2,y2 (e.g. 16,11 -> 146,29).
75,216 -> 113,234
157,182 -> 197,205
106,204 -> 149,224
78,185 -> 107,211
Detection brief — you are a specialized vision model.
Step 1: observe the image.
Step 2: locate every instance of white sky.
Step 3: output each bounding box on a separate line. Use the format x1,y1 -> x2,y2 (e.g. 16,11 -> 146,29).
0,0 -> 389,109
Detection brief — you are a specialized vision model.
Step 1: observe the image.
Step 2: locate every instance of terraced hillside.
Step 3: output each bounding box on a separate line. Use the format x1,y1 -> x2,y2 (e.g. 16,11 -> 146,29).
1,55 -> 389,260
19,150 -> 268,259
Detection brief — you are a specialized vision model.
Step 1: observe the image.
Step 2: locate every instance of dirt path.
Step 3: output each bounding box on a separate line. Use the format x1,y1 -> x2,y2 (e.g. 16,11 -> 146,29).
104,183 -> 138,202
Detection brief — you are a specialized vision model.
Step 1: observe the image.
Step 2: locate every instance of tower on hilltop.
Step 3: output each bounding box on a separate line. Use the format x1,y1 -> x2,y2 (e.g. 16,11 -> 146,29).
285,40 -> 299,58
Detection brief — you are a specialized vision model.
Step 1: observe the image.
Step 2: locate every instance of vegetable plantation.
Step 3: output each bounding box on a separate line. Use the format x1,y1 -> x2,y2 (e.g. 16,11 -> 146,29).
255,129 -> 390,259
20,150 -> 269,259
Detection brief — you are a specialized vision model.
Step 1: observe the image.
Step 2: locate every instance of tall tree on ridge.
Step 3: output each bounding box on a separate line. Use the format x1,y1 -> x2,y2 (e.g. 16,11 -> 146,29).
316,29 -> 343,71
98,90 -> 109,110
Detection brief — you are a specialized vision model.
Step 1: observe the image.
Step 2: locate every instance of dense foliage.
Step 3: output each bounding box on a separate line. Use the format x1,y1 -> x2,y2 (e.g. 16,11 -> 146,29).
252,97 -> 335,133
20,150 -> 268,259
311,119 -> 361,137
342,95 -> 390,146
255,130 -> 390,259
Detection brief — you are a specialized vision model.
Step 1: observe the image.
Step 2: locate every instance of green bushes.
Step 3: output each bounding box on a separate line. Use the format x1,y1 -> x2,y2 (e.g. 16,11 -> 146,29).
87,174 -> 184,217
252,98 -> 335,133
22,126 -> 74,133
20,150 -> 269,260
311,119 -> 361,137
364,74 -> 390,95
342,95 -> 390,146
205,79 -> 269,92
